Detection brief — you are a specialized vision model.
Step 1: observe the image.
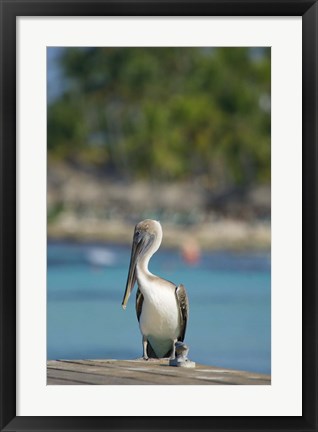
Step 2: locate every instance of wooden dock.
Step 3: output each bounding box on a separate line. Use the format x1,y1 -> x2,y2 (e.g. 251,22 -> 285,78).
47,359 -> 271,385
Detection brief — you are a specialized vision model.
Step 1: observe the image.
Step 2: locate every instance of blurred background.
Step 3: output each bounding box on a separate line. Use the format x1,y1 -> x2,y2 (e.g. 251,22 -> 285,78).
47,47 -> 271,374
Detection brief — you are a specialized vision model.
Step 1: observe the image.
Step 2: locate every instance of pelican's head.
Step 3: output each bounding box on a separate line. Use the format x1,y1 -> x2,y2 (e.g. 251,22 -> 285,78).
121,219 -> 162,309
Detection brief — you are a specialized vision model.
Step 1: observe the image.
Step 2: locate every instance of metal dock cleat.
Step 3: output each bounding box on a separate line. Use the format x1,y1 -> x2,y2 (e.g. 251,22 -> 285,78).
169,341 -> 196,368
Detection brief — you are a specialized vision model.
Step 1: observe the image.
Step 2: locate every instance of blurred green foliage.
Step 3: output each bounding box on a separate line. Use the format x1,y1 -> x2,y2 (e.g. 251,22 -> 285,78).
48,47 -> 270,187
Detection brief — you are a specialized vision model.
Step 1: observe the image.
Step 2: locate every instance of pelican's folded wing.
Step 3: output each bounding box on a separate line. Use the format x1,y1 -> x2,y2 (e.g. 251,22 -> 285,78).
175,284 -> 189,342
135,287 -> 143,322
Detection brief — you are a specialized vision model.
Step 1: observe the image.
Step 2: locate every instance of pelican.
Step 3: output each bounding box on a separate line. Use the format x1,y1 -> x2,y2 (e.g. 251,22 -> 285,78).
122,219 -> 189,359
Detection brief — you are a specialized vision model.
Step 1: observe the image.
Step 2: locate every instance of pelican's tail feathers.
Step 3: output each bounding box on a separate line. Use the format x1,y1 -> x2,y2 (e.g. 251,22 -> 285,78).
146,341 -> 158,358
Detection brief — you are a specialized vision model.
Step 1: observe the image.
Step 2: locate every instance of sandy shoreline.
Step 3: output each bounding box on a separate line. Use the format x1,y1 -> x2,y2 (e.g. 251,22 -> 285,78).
48,162 -> 270,251
48,218 -> 270,251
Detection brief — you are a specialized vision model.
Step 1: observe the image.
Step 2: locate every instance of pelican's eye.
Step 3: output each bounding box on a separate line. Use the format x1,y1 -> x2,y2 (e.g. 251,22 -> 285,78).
134,230 -> 141,243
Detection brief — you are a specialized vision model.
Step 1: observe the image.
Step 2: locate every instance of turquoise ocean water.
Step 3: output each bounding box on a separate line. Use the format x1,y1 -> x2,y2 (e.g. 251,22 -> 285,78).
47,241 -> 271,374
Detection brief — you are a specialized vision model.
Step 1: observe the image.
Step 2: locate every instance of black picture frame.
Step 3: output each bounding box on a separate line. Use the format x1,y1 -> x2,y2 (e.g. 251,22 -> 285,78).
1,1 -> 317,431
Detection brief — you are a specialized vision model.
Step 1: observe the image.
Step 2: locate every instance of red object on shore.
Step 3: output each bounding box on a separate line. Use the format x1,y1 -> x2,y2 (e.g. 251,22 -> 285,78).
181,238 -> 201,265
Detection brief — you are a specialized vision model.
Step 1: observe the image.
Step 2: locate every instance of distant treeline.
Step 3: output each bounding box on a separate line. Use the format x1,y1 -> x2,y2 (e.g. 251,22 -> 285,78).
48,47 -> 270,189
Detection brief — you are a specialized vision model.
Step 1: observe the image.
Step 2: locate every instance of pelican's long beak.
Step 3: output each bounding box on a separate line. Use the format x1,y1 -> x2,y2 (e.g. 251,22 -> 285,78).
122,236 -> 141,310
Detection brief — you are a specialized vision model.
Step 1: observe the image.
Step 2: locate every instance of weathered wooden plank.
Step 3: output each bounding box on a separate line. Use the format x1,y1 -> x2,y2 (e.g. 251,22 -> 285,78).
47,359 -> 271,385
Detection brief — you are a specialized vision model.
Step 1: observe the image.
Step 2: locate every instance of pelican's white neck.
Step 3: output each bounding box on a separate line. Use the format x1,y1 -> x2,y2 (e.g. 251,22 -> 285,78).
137,221 -> 162,276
